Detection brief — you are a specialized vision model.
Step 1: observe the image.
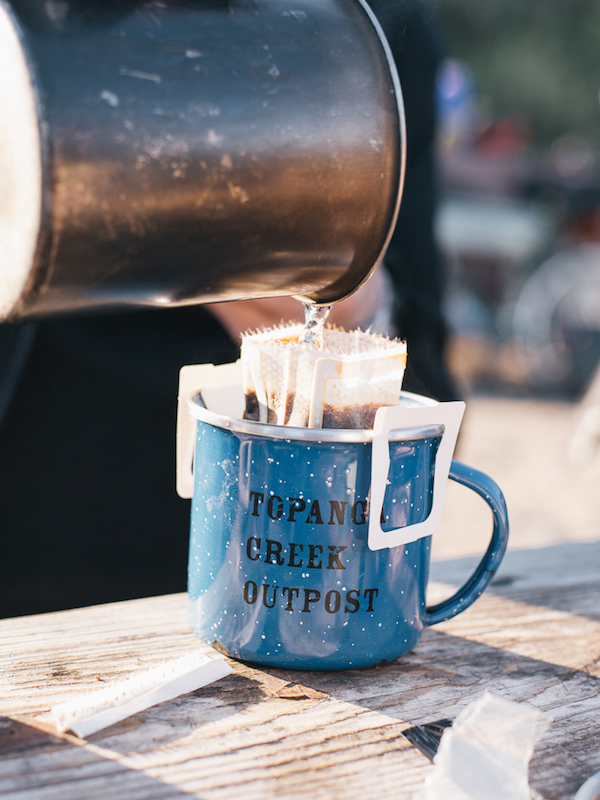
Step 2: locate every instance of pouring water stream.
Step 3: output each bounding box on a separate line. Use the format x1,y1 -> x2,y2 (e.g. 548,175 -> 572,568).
298,303 -> 332,349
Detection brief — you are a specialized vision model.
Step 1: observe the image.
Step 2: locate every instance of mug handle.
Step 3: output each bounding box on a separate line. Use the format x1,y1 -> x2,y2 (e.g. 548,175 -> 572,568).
425,459 -> 509,626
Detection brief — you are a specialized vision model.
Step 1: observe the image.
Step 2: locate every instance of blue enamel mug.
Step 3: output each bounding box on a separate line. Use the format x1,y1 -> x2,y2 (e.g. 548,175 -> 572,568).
177,362 -> 509,671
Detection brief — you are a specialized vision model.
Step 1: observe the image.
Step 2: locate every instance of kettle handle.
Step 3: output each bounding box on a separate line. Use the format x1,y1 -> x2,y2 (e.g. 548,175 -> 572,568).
425,460 -> 509,626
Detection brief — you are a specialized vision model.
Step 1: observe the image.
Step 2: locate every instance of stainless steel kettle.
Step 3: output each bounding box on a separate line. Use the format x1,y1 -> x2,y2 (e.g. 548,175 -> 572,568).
0,0 -> 405,321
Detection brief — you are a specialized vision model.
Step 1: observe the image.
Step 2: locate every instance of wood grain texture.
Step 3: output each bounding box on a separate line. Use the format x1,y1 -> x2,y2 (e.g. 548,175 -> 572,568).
1,543 -> 600,799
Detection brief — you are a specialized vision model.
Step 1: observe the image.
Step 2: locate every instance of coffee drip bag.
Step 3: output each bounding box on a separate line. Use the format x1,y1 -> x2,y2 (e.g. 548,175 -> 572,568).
241,324 -> 407,429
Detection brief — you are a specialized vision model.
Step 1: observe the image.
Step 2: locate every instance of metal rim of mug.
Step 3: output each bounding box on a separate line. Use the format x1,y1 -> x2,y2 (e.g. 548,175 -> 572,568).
187,391 -> 444,444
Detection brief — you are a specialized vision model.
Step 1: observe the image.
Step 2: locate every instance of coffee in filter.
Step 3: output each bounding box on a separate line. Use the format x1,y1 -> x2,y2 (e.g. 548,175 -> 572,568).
240,324 -> 407,429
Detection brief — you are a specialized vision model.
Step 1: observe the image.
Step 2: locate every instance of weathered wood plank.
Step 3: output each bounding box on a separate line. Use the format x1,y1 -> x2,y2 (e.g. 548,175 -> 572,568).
1,543 -> 599,800
431,539 -> 600,598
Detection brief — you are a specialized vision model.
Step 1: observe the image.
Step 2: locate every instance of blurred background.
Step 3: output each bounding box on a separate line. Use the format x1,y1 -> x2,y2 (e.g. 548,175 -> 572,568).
429,0 -> 600,566
434,0 -> 600,399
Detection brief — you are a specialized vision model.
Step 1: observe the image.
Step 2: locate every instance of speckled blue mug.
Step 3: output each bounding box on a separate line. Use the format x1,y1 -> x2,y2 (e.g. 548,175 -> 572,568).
182,381 -> 509,671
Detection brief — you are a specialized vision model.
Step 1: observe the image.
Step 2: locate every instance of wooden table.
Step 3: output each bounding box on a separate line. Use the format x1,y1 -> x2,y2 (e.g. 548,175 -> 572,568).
1,539 -> 600,800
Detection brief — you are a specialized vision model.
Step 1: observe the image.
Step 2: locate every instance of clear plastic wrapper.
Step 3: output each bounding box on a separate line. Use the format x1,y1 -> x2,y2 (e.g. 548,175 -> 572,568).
415,693 -> 550,800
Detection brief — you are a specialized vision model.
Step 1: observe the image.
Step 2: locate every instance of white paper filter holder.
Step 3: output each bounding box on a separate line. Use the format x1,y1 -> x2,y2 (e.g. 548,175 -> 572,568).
52,651 -> 233,738
309,351 -> 406,428
368,399 -> 465,550
177,360 -> 243,498
177,361 -> 465,550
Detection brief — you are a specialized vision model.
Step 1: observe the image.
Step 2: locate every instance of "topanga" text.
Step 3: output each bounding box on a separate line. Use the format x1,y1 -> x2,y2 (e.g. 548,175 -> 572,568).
249,490 -> 367,526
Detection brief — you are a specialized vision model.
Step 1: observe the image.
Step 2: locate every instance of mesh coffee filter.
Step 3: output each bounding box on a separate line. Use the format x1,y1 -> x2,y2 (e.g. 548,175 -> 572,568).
241,324 -> 407,429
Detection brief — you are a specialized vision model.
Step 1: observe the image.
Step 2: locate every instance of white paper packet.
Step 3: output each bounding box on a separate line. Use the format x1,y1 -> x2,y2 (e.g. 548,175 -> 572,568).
52,651 -> 232,738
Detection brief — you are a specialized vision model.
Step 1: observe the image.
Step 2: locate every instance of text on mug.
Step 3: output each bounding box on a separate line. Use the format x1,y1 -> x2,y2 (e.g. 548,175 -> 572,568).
249,491 -> 367,525
246,537 -> 347,569
243,581 -> 379,613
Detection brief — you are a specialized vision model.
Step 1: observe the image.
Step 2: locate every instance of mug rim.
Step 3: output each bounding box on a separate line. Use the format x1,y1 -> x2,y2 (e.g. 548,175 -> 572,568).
187,390 -> 444,443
